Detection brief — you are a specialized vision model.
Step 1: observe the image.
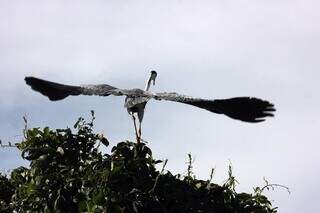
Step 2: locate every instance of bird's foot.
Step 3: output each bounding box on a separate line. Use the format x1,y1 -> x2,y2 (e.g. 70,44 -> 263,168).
139,138 -> 149,144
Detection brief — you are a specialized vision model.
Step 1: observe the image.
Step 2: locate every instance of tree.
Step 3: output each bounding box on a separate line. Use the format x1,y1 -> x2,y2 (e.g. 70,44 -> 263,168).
0,114 -> 278,212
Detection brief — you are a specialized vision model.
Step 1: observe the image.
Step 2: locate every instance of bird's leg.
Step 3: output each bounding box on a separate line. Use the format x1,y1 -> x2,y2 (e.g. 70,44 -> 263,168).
137,123 -> 149,143
138,122 -> 142,140
131,113 -> 140,144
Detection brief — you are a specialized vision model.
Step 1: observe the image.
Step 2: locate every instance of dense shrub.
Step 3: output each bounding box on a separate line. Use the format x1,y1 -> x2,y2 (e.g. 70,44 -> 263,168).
0,114 -> 277,212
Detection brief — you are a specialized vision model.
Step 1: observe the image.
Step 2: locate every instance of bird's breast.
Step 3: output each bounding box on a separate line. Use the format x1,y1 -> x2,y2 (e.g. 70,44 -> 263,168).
124,97 -> 149,110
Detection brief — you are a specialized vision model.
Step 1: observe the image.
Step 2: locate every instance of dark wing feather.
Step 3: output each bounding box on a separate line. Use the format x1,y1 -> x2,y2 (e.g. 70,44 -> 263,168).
155,92 -> 275,122
25,76 -> 123,101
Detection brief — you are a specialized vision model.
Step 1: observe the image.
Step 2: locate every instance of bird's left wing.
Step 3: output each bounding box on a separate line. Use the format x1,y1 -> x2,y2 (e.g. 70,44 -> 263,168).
25,76 -> 130,101
153,92 -> 275,122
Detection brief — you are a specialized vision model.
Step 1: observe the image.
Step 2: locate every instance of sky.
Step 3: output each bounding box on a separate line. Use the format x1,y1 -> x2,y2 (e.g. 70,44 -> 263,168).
1,0 -> 320,212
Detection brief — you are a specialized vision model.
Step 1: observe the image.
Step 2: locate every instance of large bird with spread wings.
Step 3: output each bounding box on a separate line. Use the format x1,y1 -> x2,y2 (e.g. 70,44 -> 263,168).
25,71 -> 275,143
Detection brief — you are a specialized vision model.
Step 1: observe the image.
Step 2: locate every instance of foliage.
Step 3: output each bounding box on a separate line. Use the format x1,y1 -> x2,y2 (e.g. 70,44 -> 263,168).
0,174 -> 14,212
0,114 -> 278,212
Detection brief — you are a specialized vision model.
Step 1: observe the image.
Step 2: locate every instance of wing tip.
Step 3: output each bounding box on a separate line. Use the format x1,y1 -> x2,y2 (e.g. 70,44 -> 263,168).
253,118 -> 266,123
24,76 -> 71,101
24,76 -> 34,85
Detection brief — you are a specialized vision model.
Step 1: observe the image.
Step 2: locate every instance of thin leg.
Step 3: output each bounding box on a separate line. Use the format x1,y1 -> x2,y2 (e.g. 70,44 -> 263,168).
131,113 -> 140,144
137,122 -> 149,144
138,122 -> 142,139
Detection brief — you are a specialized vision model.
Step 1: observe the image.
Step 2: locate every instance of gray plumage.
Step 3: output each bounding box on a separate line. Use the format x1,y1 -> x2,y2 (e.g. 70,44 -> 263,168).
25,72 -> 275,124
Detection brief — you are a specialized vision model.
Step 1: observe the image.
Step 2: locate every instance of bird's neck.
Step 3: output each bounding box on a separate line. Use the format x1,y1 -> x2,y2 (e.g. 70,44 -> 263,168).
144,76 -> 152,91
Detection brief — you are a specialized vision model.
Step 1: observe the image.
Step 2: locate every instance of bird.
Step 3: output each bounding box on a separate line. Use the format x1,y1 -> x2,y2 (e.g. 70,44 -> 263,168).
25,71 -> 275,143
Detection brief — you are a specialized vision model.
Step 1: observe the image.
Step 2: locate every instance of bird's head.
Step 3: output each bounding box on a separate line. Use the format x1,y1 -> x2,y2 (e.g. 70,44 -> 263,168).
145,70 -> 157,91
150,70 -> 157,86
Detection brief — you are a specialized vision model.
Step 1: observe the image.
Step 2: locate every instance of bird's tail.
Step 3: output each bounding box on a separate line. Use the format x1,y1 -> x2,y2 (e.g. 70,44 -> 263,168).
25,77 -> 81,101
211,97 -> 275,122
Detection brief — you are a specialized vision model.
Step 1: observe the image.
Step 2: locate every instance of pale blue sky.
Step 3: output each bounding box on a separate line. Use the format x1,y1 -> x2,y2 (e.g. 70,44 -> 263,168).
1,1 -> 320,212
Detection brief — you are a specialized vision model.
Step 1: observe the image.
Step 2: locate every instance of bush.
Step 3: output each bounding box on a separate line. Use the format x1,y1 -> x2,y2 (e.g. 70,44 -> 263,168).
0,114 -> 278,212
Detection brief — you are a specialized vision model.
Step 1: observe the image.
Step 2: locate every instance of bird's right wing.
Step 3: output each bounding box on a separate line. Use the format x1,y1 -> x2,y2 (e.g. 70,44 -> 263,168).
25,76 -> 128,101
154,92 -> 275,122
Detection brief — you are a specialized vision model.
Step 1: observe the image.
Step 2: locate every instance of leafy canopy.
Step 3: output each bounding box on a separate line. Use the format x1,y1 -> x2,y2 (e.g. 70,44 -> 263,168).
0,113 -> 278,212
